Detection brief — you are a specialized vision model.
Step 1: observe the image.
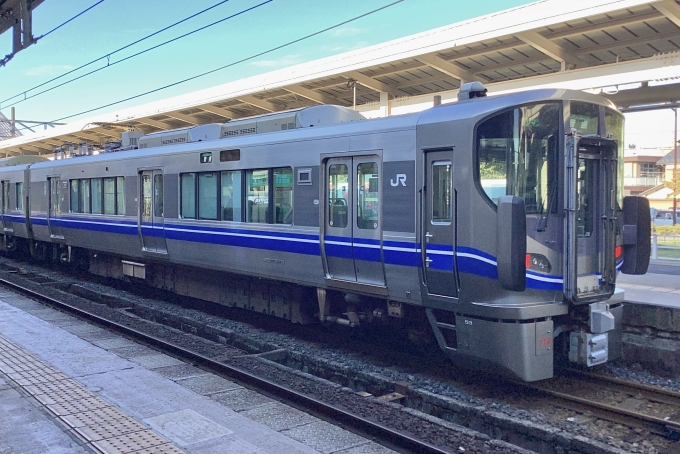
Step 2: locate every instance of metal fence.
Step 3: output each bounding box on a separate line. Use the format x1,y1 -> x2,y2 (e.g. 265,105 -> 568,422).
651,234 -> 680,261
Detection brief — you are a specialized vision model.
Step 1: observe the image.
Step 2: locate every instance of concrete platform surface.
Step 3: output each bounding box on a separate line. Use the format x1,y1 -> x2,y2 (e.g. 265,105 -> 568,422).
617,270 -> 680,308
0,289 -> 396,454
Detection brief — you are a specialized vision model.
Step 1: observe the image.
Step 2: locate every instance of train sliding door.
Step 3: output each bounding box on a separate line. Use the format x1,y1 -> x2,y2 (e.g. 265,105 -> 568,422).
323,155 -> 385,287
139,169 -> 167,254
48,177 -> 64,239
1,180 -> 10,232
422,150 -> 458,298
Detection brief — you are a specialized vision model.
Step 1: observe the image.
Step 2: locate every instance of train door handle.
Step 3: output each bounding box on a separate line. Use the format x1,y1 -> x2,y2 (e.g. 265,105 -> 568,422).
425,257 -> 433,267
425,232 -> 433,243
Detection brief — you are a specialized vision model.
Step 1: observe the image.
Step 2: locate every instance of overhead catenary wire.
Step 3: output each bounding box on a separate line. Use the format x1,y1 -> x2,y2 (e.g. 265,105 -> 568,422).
0,0 -> 105,68
34,0 -> 106,42
0,0 -> 234,106
1,0 -> 272,110
47,0 -> 404,124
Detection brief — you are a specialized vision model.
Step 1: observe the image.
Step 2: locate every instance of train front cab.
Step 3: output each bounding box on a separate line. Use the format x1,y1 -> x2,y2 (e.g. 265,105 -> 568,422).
420,93 -> 650,381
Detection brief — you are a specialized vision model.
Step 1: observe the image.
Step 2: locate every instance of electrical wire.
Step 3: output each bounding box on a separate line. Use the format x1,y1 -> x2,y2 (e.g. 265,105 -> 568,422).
0,0 -> 105,68
46,0 -> 404,124
34,0 -> 105,42
0,0 -> 233,106
1,0 -> 272,110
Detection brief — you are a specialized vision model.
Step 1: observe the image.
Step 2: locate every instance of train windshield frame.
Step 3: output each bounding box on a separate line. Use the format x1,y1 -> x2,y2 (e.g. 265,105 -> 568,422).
475,102 -> 560,215
475,101 -> 624,213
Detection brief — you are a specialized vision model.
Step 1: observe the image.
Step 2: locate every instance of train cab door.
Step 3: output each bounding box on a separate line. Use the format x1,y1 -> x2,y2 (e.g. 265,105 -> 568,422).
422,150 -> 458,298
323,155 -> 385,287
564,136 -> 617,303
48,176 -> 64,239
139,169 -> 167,254
1,180 -> 11,233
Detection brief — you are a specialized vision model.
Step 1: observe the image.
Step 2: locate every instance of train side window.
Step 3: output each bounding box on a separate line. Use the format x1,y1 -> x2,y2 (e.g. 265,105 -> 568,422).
104,178 -> 116,215
91,179 -> 103,214
246,169 -> 269,223
70,180 -> 80,213
328,164 -> 348,228
432,162 -> 452,223
180,173 -> 197,219
274,167 -> 293,224
116,177 -> 125,215
1,181 -> 9,213
79,179 -> 91,214
154,174 -> 164,217
198,172 -> 218,220
15,182 -> 23,211
221,171 -> 242,222
357,162 -> 379,230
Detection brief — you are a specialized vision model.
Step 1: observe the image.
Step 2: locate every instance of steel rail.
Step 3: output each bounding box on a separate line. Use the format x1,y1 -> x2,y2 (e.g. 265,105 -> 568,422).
511,370 -> 680,440
0,276 -> 449,454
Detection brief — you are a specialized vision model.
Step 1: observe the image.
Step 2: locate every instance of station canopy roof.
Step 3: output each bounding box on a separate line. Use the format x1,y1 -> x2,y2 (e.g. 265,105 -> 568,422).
2,0 -> 680,156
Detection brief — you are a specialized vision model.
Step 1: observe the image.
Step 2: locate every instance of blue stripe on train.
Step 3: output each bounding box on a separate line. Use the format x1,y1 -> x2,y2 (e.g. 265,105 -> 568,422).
30,216 -> 570,290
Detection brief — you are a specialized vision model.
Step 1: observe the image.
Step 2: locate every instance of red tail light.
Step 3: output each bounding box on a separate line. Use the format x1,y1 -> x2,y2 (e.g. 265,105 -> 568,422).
525,254 -> 531,268
615,246 -> 623,259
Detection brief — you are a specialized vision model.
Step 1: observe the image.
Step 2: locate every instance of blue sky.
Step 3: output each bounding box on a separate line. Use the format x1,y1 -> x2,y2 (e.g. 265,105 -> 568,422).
0,0 -> 534,126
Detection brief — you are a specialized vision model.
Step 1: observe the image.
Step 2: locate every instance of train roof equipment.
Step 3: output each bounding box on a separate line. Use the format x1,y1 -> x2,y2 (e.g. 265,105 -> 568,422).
0,155 -> 47,167
137,105 -> 365,150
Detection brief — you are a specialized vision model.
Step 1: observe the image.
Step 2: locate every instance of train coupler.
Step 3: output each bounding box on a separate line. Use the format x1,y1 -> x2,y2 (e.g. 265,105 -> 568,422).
568,332 -> 608,367
568,301 -> 617,367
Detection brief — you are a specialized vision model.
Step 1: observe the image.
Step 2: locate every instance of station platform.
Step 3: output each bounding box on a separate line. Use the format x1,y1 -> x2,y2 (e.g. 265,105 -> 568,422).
616,260 -> 680,308
0,288 -> 394,454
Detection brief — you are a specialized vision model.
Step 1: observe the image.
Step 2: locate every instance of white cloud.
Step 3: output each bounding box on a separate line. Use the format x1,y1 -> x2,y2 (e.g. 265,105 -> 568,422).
25,65 -> 74,76
250,54 -> 302,68
330,27 -> 362,38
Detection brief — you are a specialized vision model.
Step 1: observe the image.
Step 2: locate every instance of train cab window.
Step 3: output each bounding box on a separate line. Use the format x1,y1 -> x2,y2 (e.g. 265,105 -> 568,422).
91,178 -> 103,214
328,164 -> 348,228
605,108 -> 624,209
221,171 -> 242,222
15,183 -> 23,211
570,102 -> 599,136
154,174 -> 164,217
246,169 -> 269,223
180,173 -> 197,219
357,162 -> 379,230
104,178 -> 116,215
432,162 -> 452,223
476,102 -> 559,213
198,172 -> 218,220
274,167 -> 293,224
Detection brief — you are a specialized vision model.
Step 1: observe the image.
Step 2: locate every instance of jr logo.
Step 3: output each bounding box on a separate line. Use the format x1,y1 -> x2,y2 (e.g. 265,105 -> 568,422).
390,174 -> 407,187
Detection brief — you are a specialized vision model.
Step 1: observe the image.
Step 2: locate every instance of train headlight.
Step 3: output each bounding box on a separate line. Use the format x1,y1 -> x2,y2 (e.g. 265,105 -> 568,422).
526,253 -> 552,273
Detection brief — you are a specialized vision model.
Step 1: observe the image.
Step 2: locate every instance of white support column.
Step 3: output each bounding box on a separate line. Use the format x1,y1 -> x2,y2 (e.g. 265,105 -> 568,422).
379,92 -> 390,118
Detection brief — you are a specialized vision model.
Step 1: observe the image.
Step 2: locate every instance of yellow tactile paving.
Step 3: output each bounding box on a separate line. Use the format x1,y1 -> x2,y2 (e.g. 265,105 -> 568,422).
91,430 -> 171,454
0,333 -> 185,453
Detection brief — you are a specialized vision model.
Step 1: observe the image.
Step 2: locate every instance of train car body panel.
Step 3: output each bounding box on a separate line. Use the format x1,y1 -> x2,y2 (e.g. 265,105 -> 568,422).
0,87 -> 650,382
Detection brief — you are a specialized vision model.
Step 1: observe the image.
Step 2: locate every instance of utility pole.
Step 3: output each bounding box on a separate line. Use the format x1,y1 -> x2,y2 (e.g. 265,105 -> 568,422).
674,107 -> 678,226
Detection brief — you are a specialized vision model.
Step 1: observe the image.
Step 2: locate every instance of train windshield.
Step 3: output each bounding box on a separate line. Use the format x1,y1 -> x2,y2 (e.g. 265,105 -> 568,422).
476,102 -> 560,214
604,107 -> 625,208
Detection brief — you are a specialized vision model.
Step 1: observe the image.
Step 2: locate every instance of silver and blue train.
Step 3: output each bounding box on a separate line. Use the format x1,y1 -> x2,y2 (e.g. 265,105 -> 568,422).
0,83 -> 650,381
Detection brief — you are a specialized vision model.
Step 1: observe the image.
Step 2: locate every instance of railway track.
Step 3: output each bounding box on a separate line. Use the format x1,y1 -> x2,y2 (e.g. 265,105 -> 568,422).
0,274 -> 450,454
1,260 -> 678,453
497,367 -> 680,443
548,368 -> 680,439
